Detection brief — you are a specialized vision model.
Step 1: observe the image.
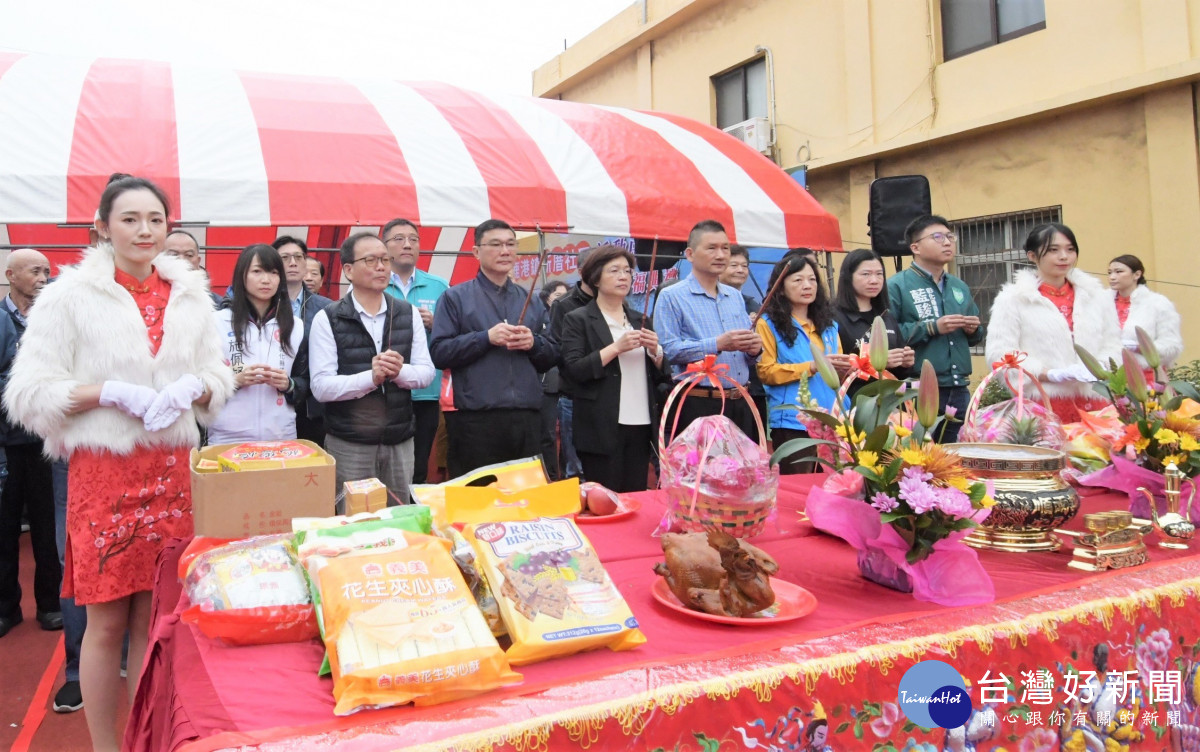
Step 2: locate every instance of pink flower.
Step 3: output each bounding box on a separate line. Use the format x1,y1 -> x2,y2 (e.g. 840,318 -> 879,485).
134,508 -> 145,519
117,526 -> 127,538
147,533 -> 159,542
1018,727 -> 1057,752
822,468 -> 865,499
171,509 -> 182,518
155,485 -> 166,495
869,702 -> 901,737
944,405 -> 959,419
94,537 -> 105,548
138,488 -> 149,498
165,456 -> 177,467
111,514 -> 121,524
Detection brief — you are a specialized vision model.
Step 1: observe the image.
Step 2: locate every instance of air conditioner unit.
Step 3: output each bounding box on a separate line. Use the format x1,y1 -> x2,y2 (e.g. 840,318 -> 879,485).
722,116 -> 772,155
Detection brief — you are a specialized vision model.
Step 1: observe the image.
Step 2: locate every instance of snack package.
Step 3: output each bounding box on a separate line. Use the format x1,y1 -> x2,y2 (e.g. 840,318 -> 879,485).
463,517 -> 646,666
180,535 -> 318,646
292,504 -> 432,537
343,478 -> 388,515
301,529 -> 521,714
411,456 -> 550,528
218,440 -> 325,471
437,525 -> 505,637
443,479 -> 580,526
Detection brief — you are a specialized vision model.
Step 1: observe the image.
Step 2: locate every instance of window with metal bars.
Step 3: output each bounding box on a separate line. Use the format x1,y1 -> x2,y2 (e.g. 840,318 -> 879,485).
950,205 -> 1062,352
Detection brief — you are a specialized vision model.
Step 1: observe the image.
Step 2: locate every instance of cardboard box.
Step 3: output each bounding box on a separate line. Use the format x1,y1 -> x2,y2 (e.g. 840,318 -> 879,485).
191,440 -> 336,538
343,478 -> 387,515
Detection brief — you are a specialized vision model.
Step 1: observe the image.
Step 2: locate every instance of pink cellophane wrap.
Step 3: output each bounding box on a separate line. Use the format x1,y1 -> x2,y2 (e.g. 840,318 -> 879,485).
806,485 -> 995,606
960,400 -> 1066,449
659,415 -> 778,532
1077,455 -> 1199,523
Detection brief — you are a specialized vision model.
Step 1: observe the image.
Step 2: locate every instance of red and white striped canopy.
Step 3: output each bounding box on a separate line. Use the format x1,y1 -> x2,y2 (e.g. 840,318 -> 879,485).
0,53 -> 840,250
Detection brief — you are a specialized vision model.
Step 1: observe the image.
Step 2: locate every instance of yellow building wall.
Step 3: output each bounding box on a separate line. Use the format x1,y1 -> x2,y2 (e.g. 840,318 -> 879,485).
535,0 -> 1200,367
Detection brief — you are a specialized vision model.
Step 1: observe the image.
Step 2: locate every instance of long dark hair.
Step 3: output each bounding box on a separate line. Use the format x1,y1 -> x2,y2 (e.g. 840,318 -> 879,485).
226,244 -> 294,356
834,248 -> 890,316
763,255 -> 834,348
1024,222 -> 1078,261
97,173 -> 171,224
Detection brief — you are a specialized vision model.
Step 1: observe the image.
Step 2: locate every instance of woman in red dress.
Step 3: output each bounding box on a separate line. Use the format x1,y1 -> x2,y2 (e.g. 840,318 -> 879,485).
4,175 -> 233,751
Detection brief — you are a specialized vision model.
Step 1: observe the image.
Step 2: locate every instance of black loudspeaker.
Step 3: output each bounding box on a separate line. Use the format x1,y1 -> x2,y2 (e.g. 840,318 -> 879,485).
634,238 -> 687,272
868,175 -> 932,257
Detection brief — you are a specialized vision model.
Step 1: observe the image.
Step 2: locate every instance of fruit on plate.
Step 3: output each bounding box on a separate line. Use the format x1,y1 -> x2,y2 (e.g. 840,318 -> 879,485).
579,482 -> 620,516
652,530 -> 778,617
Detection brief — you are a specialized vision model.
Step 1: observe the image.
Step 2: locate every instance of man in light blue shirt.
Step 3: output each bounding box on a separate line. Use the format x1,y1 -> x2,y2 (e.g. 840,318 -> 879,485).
382,218 -> 450,484
655,219 -> 762,440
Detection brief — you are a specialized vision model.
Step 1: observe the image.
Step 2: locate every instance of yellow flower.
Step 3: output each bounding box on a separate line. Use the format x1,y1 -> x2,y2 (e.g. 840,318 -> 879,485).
981,495 -> 997,508
947,476 -> 971,492
1163,454 -> 1187,468
1181,435 -> 1200,452
1155,428 -> 1180,445
857,450 -> 879,469
898,447 -> 927,466
1134,437 -> 1151,452
1104,738 -> 1121,752
894,425 -> 912,438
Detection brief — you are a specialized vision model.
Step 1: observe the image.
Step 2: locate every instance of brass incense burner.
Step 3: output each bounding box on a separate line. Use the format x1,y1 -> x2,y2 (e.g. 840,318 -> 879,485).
1134,463 -> 1195,549
945,444 -> 1079,552
1060,512 -> 1149,572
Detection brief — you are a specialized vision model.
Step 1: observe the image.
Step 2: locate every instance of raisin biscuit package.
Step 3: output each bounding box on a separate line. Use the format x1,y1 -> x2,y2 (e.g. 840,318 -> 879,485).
464,517 -> 645,665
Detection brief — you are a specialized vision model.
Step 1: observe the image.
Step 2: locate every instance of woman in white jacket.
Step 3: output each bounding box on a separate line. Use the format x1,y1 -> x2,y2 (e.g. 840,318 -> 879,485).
985,223 -> 1122,423
209,244 -> 304,444
1108,254 -> 1184,372
3,176 -> 233,752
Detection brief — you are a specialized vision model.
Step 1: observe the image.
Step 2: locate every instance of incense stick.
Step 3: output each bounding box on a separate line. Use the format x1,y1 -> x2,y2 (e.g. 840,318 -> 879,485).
516,245 -> 550,326
640,237 -> 658,328
753,265 -> 788,321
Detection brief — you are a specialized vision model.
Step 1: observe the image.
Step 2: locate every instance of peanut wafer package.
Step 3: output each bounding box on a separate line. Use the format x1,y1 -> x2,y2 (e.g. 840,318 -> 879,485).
463,517 -> 645,666
300,529 -> 521,714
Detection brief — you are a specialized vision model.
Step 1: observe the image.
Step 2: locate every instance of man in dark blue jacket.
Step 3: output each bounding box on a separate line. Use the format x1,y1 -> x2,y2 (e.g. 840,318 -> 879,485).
0,249 -> 61,641
274,236 -> 334,446
430,220 -> 559,478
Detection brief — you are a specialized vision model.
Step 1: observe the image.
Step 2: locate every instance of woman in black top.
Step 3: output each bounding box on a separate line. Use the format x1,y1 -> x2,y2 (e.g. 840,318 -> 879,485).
560,245 -> 668,491
832,249 -> 915,397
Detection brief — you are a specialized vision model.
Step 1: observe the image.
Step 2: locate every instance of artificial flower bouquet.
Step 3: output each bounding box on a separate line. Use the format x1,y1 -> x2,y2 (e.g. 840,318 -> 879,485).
775,322 -> 995,605
1074,330 -> 1200,521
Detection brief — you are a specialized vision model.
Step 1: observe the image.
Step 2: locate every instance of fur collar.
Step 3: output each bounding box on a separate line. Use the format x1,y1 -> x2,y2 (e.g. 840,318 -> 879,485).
1008,267 -> 1106,301
64,243 -> 207,301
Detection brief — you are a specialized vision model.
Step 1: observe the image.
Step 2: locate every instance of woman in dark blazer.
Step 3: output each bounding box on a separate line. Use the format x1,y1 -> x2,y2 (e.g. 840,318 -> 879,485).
560,244 -> 668,491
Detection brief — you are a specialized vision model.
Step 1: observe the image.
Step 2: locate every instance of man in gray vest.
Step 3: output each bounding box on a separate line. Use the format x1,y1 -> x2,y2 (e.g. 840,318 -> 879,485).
307,233 -> 434,508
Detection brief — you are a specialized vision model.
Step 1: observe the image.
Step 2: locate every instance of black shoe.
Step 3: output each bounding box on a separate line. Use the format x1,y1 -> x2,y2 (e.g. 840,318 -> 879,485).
0,611 -> 22,638
36,610 -> 63,631
53,680 -> 83,713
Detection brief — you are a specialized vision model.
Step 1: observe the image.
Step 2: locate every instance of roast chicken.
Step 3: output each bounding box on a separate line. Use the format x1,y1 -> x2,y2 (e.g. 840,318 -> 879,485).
653,530 -> 778,617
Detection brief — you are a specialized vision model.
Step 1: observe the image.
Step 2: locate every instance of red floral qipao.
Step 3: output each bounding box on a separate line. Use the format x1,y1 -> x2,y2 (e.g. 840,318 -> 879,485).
63,270 -> 195,604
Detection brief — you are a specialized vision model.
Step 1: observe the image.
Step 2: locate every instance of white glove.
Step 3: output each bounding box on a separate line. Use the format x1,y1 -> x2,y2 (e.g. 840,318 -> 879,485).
99,381 -> 159,419
1067,363 -> 1098,382
143,375 -> 205,432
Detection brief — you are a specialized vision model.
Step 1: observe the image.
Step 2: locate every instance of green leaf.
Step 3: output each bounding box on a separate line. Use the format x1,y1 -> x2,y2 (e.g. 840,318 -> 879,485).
853,722 -> 864,740
901,721 -> 916,732
796,408 -> 846,431
835,721 -> 851,734
864,424 -> 892,453
879,511 -> 906,523
968,482 -> 987,503
855,466 -> 884,484
1171,379 -> 1200,403
770,438 -> 840,467
853,396 -> 880,435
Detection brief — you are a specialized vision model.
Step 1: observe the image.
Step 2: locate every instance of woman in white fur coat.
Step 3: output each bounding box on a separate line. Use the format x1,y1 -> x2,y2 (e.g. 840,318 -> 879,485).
1108,253 -> 1184,372
985,223 -> 1122,423
3,176 -> 232,752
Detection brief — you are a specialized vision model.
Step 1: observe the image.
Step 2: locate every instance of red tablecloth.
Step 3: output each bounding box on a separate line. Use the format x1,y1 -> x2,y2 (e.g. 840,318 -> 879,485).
124,476 -> 1200,752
